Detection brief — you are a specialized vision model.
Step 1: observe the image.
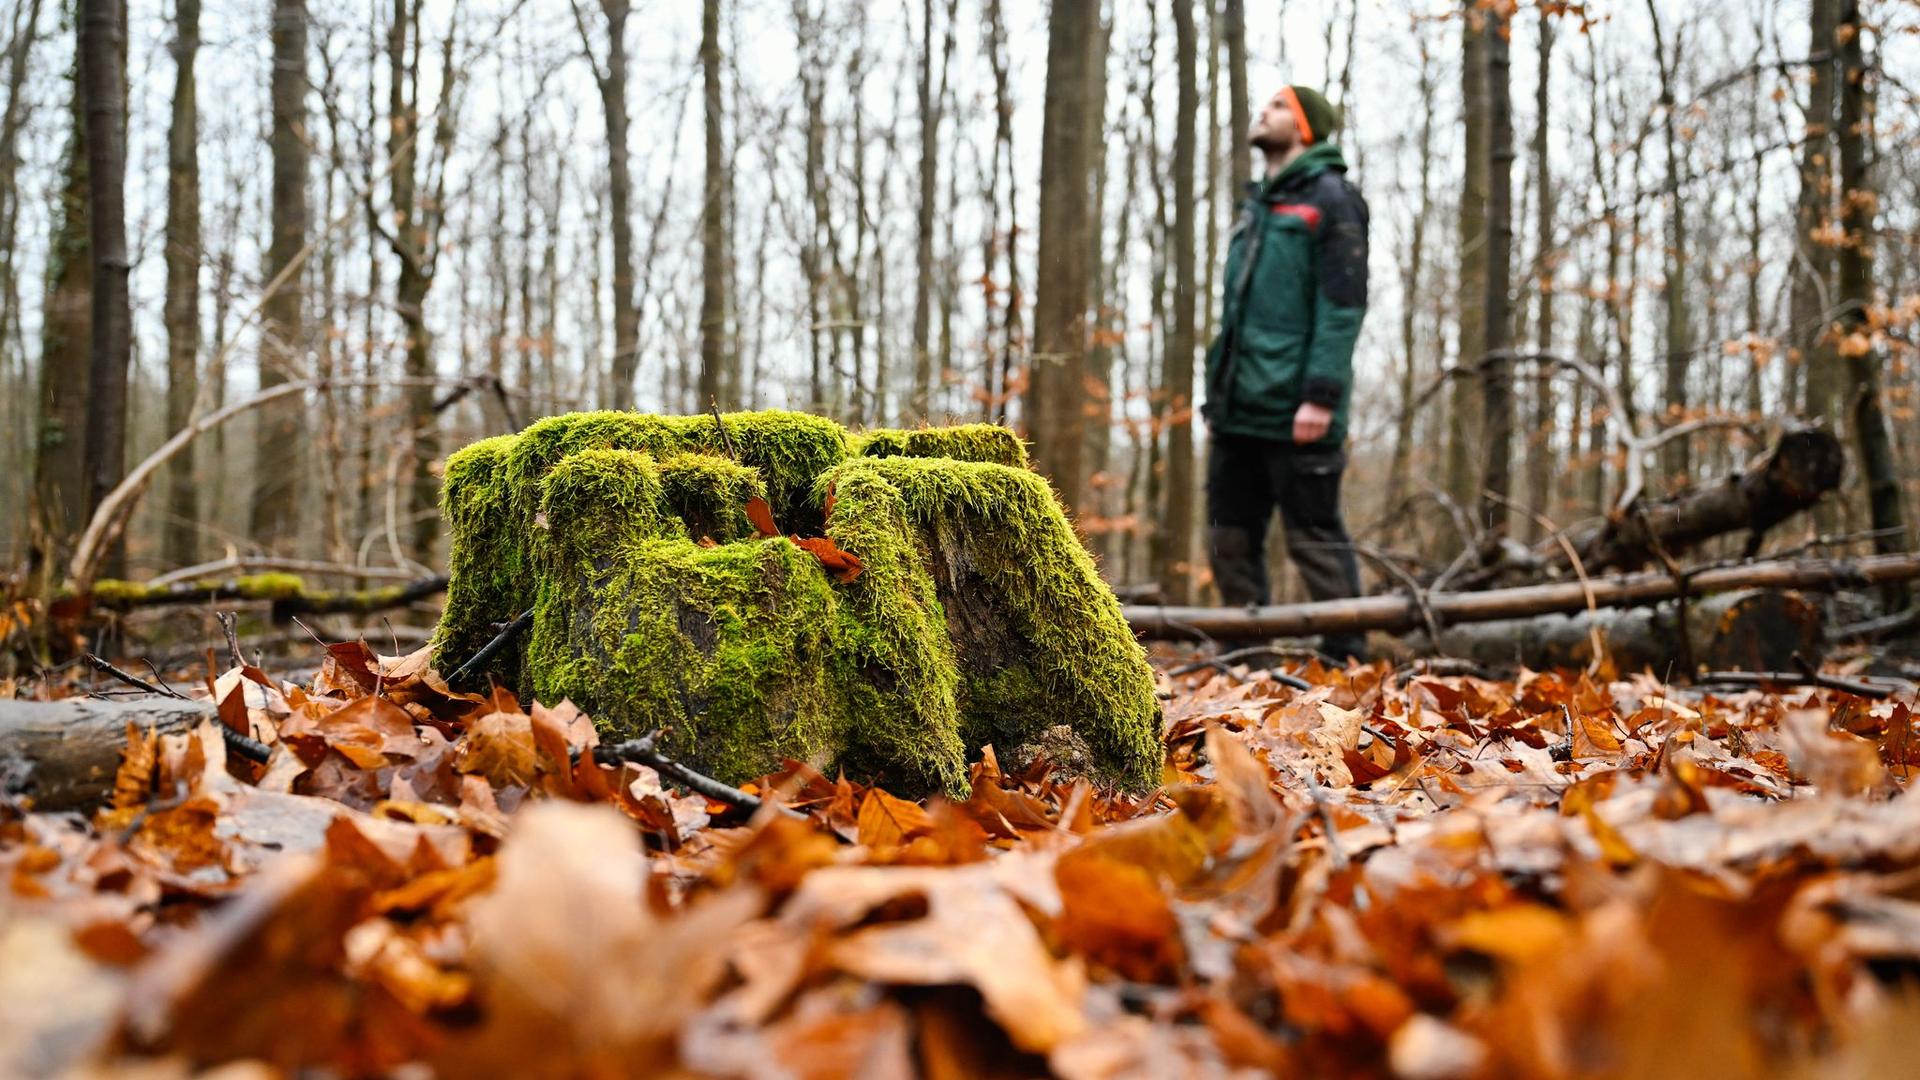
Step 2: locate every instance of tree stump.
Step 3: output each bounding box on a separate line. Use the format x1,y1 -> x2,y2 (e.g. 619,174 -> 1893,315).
433,411 -> 1161,795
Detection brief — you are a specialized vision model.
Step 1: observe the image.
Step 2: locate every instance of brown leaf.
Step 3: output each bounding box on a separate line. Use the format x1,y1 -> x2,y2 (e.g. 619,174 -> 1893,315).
455,708 -> 539,788
745,495 -> 780,538
792,534 -> 866,583
857,789 -> 934,849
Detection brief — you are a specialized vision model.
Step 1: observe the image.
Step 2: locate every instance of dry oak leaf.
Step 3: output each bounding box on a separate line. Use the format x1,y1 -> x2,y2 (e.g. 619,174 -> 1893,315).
450,802 -> 757,1076
455,706 -> 539,788
781,860 -> 1087,1053
857,788 -> 935,849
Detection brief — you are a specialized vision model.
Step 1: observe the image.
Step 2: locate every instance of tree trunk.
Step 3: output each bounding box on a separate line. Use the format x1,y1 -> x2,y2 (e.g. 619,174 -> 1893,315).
1523,8 -> 1554,537
1447,1 -> 1488,528
1647,0 -> 1693,487
79,0 -> 130,576
1161,0 -> 1197,603
591,0 -> 640,410
909,0 -> 938,421
0,0 -> 43,515
1028,0 -> 1101,514
1834,0 -> 1910,605
1478,6 -> 1513,534
1223,0 -> 1249,196
1124,552 -> 1920,641
30,42 -> 92,585
698,0 -> 728,410
254,0 -> 307,553
163,0 -> 201,568
1384,38 -> 1436,535
1795,0 -> 1840,432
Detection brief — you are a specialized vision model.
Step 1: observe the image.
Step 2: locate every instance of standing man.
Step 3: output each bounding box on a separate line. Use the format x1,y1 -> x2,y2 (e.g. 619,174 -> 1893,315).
1202,85 -> 1369,660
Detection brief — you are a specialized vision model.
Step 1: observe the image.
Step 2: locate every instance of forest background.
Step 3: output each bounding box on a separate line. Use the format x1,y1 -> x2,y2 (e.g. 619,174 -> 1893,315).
2,0 -> 1916,614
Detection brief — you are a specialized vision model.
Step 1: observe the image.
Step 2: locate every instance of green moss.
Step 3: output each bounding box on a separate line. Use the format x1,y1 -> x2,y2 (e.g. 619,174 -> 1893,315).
504,409 -> 847,534
432,435 -> 524,678
527,449 -> 862,787
228,573 -> 307,600
657,453 -> 767,543
436,411 -> 1158,794
817,464 -> 966,794
852,423 -> 1031,469
818,456 -> 1163,791
88,579 -> 151,605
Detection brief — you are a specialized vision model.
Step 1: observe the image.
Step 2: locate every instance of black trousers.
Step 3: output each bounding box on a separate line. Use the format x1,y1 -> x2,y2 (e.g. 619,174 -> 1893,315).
1205,434 -> 1366,658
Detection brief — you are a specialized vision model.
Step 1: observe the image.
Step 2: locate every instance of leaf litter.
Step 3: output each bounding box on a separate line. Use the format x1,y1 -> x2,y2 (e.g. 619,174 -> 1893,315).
4,645 -> 1920,1076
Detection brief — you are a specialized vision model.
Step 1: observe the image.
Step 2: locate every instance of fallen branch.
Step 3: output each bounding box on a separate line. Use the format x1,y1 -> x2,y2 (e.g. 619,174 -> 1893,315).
588,731 -> 773,815
446,608 -> 534,688
84,574 -> 448,617
145,558 -> 420,589
1693,668 -> 1910,700
1125,552 -> 1920,641
0,697 -> 219,810
68,376 -> 488,594
81,655 -> 272,763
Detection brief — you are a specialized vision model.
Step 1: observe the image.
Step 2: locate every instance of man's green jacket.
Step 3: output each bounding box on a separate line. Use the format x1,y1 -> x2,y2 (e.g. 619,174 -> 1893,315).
1202,142 -> 1369,444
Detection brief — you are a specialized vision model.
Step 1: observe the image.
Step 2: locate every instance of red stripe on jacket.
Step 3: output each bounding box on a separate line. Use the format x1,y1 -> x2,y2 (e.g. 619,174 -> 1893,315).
1269,203 -> 1322,230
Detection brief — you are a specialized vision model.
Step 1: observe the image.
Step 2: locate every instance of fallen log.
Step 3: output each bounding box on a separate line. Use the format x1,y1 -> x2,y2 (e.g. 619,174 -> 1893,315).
0,697 -> 216,812
1453,428 -> 1845,589
1421,589 -> 1824,673
79,573 -> 448,617
1553,427 -> 1844,575
1125,552 -> 1920,641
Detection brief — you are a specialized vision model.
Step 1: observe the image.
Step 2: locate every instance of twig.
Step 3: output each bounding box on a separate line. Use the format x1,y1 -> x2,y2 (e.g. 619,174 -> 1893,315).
446,608 -> 534,687
1693,667 -> 1908,700
1167,644 -> 1303,677
708,400 -> 740,459
1830,604 -> 1920,644
217,612 -> 244,669
81,653 -> 273,763
587,732 -> 790,816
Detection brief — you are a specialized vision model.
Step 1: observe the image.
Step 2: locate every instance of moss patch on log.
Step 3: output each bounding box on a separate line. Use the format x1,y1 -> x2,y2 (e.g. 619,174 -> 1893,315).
434,411 -> 1160,795
433,435 -> 523,673
851,423 -> 1031,468
821,456 -> 1162,791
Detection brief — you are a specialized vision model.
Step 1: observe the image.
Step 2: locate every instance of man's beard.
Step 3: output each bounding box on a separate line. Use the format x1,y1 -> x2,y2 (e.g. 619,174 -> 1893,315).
1249,130 -> 1295,155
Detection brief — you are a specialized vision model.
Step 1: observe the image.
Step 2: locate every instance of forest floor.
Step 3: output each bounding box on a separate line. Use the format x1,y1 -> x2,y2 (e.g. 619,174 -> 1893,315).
5,641 -> 1920,1078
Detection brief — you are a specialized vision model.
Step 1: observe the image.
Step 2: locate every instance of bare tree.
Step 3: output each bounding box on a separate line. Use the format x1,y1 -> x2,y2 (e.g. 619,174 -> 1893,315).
0,0 -> 43,379
1792,0 -> 1839,428
1224,0 -> 1249,194
1447,0 -> 1488,524
1029,0 -> 1103,513
908,0 -> 939,420
1478,1 -> 1514,534
1162,0 -> 1197,602
1384,34 -> 1437,533
1647,0 -> 1693,485
386,0 -> 462,554
1834,0 -> 1908,597
162,0 -> 200,567
253,0 -> 308,552
79,0 -> 131,573
574,0 -> 640,409
1523,8 -> 1554,536
29,9 -> 89,581
698,0 -> 730,408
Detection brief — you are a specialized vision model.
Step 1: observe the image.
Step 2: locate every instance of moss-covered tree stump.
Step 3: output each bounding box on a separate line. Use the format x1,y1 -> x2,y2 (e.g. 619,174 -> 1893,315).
432,410 -> 1160,795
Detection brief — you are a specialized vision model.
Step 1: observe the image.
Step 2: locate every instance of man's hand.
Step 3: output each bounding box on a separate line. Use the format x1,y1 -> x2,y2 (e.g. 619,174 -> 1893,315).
1292,401 -> 1333,444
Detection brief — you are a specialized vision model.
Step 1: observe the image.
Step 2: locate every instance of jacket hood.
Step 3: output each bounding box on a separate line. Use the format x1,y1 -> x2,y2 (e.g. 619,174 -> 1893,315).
1262,142 -> 1348,194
